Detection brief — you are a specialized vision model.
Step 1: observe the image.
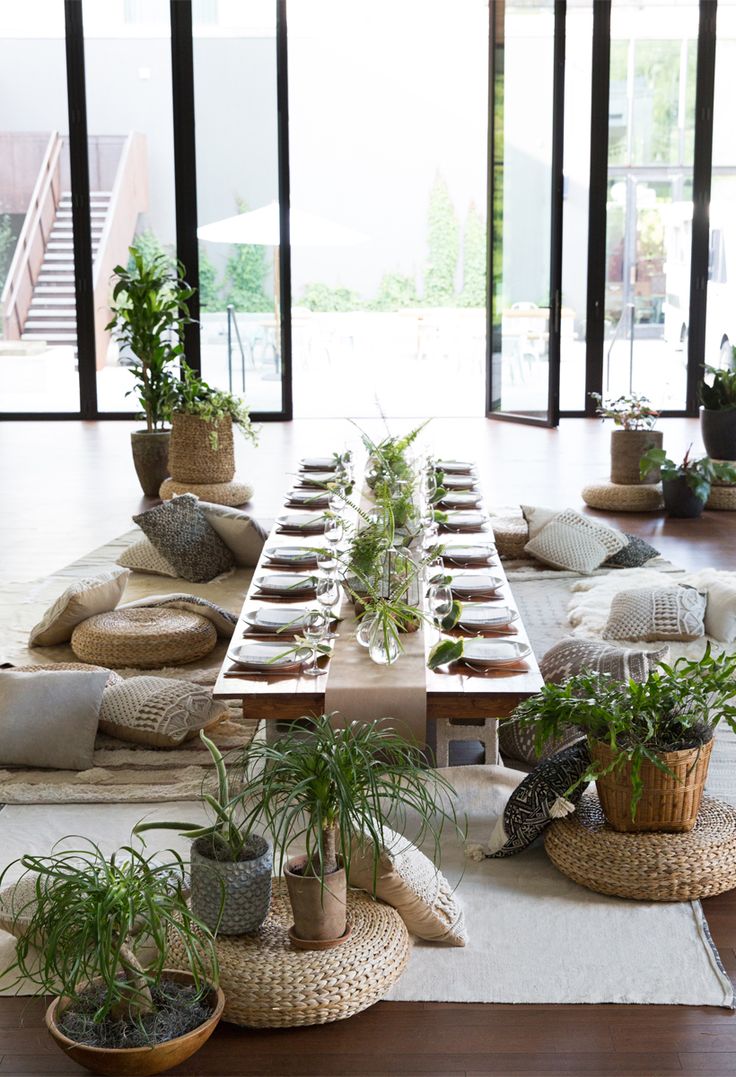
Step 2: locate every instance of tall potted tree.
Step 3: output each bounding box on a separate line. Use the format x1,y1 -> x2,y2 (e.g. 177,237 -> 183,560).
700,357 -> 736,461
590,392 -> 662,484
107,247 -> 193,496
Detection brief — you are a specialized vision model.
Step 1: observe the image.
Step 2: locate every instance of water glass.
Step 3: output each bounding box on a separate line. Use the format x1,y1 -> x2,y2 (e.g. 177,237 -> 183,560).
324,515 -> 344,549
428,583 -> 453,636
316,546 -> 337,575
302,609 -> 328,677
316,575 -> 340,614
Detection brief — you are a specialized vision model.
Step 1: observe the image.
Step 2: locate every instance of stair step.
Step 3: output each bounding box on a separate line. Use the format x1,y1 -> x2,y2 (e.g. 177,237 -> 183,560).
26,307 -> 77,317
35,284 -> 76,293
38,275 -> 75,284
22,333 -> 78,343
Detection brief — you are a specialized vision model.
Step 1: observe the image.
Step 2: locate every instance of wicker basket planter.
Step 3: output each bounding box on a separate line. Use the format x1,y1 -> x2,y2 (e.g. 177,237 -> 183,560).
590,737 -> 714,833
190,834 -> 272,936
610,429 -> 663,485
168,413 -> 235,485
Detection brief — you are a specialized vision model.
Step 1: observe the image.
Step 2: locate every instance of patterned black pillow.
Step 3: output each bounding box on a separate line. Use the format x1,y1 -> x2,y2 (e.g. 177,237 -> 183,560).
133,495 -> 234,583
605,533 -> 660,568
472,741 -> 591,859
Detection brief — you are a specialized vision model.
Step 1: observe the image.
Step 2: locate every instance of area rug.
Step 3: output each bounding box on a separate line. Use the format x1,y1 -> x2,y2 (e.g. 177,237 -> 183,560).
0,767 -> 731,1006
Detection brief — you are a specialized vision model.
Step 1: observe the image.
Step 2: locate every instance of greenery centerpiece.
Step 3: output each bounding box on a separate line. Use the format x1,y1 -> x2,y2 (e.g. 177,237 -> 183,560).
511,648 -> 736,832
0,840 -> 222,1075
640,446 -> 736,518
700,356 -> 736,461
590,392 -> 662,484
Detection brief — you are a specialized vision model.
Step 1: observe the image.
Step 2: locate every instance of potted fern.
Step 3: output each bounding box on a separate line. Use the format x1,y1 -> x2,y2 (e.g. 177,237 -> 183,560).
640,446 -> 736,518
135,732 -> 272,936
590,392 -> 662,484
700,357 -> 736,461
0,841 -> 223,1076
106,246 -> 192,496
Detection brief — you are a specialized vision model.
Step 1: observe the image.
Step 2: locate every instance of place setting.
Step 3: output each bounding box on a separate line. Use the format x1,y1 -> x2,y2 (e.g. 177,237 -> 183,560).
276,513 -> 328,536
252,572 -> 320,600
226,608 -> 335,678
441,543 -> 498,567
438,510 -> 490,534
452,638 -> 533,675
435,459 -> 475,475
447,572 -> 504,601
437,491 -> 483,510
263,545 -> 324,570
284,488 -> 331,509
440,473 -> 478,491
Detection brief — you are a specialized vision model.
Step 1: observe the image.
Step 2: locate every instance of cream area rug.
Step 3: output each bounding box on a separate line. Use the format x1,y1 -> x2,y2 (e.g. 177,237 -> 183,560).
0,769 -> 731,1006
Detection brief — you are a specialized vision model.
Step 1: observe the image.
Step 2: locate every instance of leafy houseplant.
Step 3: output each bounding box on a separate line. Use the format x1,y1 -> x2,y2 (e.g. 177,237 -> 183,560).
0,841 -> 223,1076
700,358 -> 736,460
512,648 -> 736,832
640,446 -> 736,518
135,732 -> 272,937
590,392 -> 662,484
107,246 -> 193,497
236,715 -> 460,948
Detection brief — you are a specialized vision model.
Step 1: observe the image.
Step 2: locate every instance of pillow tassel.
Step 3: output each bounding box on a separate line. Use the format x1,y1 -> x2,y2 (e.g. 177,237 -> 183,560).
549,795 -> 576,819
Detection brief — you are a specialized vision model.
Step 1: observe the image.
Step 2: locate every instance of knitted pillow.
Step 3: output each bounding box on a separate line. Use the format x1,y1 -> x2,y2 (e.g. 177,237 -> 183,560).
98,676 -> 229,748
117,538 -> 178,578
29,567 -> 130,646
605,533 -> 660,568
539,638 -> 670,684
133,494 -> 234,583
468,741 -> 591,859
348,826 -> 466,946
524,510 -> 627,574
603,586 -> 706,642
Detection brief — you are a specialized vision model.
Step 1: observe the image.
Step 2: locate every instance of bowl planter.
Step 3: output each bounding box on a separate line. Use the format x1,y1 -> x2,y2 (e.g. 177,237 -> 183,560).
284,854 -> 348,949
700,407 -> 736,462
168,413 -> 235,485
590,738 -> 714,833
610,429 -> 663,484
190,834 -> 272,936
45,970 -> 224,1077
130,430 -> 171,498
662,475 -> 706,518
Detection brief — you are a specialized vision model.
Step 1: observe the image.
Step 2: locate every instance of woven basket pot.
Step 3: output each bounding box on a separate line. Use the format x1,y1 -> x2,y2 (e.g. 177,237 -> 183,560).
590,737 -> 714,833
168,413 -> 235,484
191,835 -> 272,936
610,429 -> 663,485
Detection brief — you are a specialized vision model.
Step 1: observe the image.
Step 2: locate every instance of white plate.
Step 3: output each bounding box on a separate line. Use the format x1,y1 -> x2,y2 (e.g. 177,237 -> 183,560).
244,607 -> 312,631
277,514 -> 326,532
457,604 -> 519,629
443,544 -> 496,564
287,489 -> 330,505
300,456 -> 337,471
461,639 -> 532,667
255,573 -> 317,595
437,460 -> 474,474
264,546 -> 319,566
450,573 -> 503,595
440,492 -> 482,509
299,471 -> 335,487
227,641 -> 310,670
442,475 -> 477,490
443,512 -> 487,531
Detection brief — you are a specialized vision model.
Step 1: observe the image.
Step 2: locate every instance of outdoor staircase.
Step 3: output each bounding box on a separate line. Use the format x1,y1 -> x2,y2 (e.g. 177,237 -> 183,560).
20,191 -> 111,351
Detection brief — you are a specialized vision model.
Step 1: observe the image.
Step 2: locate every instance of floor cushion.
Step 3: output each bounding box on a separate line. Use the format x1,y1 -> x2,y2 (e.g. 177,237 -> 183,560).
98,676 -> 229,748
133,494 -> 234,583
524,510 -> 627,574
605,533 -> 661,568
198,501 -> 268,567
70,608 -> 218,669
117,538 -> 178,578
28,567 -> 130,646
603,585 -> 706,642
704,580 -> 736,643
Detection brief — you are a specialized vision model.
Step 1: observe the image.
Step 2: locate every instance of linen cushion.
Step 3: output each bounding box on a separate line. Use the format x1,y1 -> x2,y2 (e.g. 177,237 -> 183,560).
704,581 -> 736,643
117,538 -> 178,578
28,567 -> 130,647
0,873 -> 43,940
133,494 -> 234,583
7,662 -> 122,687
520,504 -> 558,540
0,669 -> 107,770
98,676 -> 229,748
483,741 -> 591,858
603,586 -> 706,642
524,510 -> 627,574
198,501 -> 268,567
348,826 -> 466,946
605,533 -> 661,568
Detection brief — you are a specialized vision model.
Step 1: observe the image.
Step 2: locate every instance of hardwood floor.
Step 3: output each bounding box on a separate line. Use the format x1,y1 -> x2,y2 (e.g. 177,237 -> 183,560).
0,415 -> 735,1076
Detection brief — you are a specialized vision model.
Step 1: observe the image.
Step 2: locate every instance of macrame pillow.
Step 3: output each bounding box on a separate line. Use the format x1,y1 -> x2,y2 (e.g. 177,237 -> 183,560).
98,676 -> 230,748
603,586 -> 706,642
117,538 -> 178,578
468,741 -> 591,859
29,567 -> 130,646
539,638 -> 670,684
348,826 -> 466,946
605,533 -> 660,569
524,510 -> 627,574
133,494 -> 234,583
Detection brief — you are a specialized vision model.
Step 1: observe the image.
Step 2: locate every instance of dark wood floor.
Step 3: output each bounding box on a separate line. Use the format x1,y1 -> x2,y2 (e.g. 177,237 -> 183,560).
0,416 -> 735,1076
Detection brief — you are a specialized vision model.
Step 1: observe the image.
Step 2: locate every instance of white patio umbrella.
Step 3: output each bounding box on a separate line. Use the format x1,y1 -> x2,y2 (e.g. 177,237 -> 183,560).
197,200 -> 367,248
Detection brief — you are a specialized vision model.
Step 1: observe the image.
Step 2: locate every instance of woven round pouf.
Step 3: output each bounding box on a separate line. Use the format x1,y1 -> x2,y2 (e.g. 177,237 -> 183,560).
545,793 -> 736,901
70,609 -> 217,669
167,881 -> 409,1028
489,515 -> 529,559
159,478 -> 254,507
581,480 -> 664,512
707,485 -> 736,511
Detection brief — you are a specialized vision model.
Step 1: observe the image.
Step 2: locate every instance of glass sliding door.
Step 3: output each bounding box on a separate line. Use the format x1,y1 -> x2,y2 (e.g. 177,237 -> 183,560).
488,0 -> 562,424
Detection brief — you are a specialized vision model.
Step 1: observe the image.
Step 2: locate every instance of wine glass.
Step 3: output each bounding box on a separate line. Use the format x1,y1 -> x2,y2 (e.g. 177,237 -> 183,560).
324,515 -> 344,551
316,546 -> 337,575
316,575 -> 340,616
302,609 -> 328,677
428,583 -> 453,639
328,487 -> 346,515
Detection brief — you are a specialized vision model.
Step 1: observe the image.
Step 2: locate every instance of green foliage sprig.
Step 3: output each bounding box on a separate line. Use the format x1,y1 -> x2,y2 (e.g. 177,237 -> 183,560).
640,445 -> 736,503
590,392 -> 659,430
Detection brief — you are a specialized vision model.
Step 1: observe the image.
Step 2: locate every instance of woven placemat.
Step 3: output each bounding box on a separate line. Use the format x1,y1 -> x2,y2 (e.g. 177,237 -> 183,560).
545,793 -> 736,901
581,481 -> 664,512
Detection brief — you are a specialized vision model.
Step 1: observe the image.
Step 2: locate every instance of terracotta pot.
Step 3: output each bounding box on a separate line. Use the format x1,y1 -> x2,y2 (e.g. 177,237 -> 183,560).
662,475 -> 705,518
700,407 -> 736,462
190,834 -> 272,936
45,969 -> 224,1076
130,430 -> 170,498
591,738 -> 713,833
168,413 -> 235,484
284,855 -> 347,947
610,429 -> 663,485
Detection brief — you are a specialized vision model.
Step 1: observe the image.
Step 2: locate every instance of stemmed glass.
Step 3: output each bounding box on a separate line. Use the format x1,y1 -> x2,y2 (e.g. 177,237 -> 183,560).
427,582 -> 453,641
324,515 -> 344,552
316,546 -> 337,575
316,575 -> 340,616
302,609 -> 328,677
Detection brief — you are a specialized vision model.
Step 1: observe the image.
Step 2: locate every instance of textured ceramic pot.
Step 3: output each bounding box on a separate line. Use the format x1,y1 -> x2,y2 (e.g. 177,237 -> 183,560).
284,855 -> 347,947
700,407 -> 736,462
610,429 -> 663,485
168,413 -> 235,484
662,475 -> 706,518
190,834 -> 272,936
130,430 -> 171,498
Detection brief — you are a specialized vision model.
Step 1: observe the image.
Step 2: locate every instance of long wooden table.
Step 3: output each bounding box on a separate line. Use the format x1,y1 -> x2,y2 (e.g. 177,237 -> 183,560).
213,455 -> 543,759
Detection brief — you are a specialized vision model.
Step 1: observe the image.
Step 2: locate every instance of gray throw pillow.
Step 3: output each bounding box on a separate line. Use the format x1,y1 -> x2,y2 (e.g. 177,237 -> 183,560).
133,494 -> 235,583
603,586 -> 706,642
0,670 -> 108,770
539,638 -> 670,684
605,533 -> 660,568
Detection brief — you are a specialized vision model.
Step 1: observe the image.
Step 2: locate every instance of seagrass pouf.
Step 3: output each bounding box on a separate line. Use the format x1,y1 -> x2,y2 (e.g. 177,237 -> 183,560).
544,793 -> 736,901
159,478 -> 254,507
167,881 -> 410,1028
581,480 -> 664,512
489,515 -> 529,559
70,608 -> 218,669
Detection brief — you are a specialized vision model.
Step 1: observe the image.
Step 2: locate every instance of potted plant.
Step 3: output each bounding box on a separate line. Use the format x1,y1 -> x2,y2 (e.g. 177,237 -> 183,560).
167,363 -> 258,486
512,647 -> 736,833
107,247 -> 193,497
135,732 -> 272,936
0,840 -> 223,1076
700,356 -> 736,461
590,392 -> 662,484
236,714 -> 459,949
640,445 -> 736,518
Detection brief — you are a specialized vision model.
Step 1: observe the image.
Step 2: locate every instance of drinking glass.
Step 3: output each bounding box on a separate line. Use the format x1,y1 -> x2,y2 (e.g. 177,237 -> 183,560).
316,546 -> 337,575
428,583 -> 453,638
324,515 -> 344,550
302,609 -> 328,677
328,487 -> 346,515
316,575 -> 340,615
